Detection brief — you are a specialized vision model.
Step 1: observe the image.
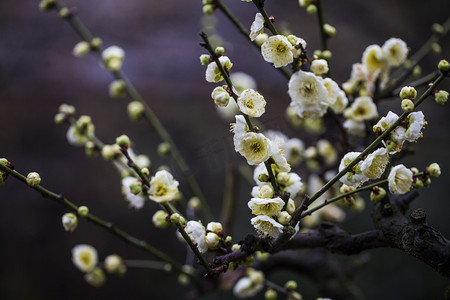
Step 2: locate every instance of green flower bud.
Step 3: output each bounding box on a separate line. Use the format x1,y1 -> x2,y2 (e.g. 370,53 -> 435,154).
435,90 -> 449,105
77,115 -> 93,131
0,158 -> 10,185
85,141 -> 99,158
157,142 -> 171,157
413,179 -> 424,189
431,42 -> 441,54
90,37 -> 103,50
285,280 -> 298,291
258,173 -> 270,183
153,210 -> 170,228
438,60 -> 449,73
58,7 -> 70,19
323,24 -> 336,37
163,264 -> 172,272
104,254 -> 126,275
306,4 -> 317,14
127,101 -> 145,121
169,213 -> 182,224
370,186 -> 386,203
428,163 -> 441,178
432,23 -> 444,35
410,167 -> 420,175
62,212 -> 78,232
39,0 -> 56,11
203,4 -> 214,15
224,236 -> 233,245
200,54 -> 210,66
401,99 -> 415,113
78,205 -> 89,217
129,181 -> 142,195
203,0 -> 213,4
321,50 -> 332,60
277,211 -> 292,225
399,86 -> 417,99
265,289 -> 278,300
26,172 -> 41,187
54,113 -> 66,125
255,251 -> 270,262
101,144 -> 121,160
412,65 -> 421,77
116,134 -> 130,149
288,291 -> 302,300
231,244 -> 241,251
215,46 -> 225,56
178,274 -> 190,286
85,268 -> 106,287
298,0 -> 312,7
141,167 -> 150,177
73,41 -> 90,57
423,176 -> 432,187
58,104 -> 76,115
109,80 -> 127,98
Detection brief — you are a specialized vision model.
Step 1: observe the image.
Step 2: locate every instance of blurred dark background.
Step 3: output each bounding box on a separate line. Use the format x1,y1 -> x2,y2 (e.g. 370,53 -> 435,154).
0,0 -> 449,299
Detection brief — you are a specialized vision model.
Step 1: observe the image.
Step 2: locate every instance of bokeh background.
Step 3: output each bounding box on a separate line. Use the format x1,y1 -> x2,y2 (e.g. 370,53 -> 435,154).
1,0 -> 449,299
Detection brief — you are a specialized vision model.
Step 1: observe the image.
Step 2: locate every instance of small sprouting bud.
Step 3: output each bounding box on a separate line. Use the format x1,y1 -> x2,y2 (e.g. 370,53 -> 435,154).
102,46 -> 125,71
58,7 -> 70,19
428,163 -> 441,178
203,0 -> 213,4
285,280 -> 298,291
215,47 -> 225,56
127,101 -> 145,121
399,86 -> 417,99
313,49 -> 322,57
90,37 -> 103,50
258,173 -> 270,183
321,50 -> 332,60
26,172 -> 41,187
413,179 -> 424,189
109,80 -> 127,98
435,90 -> 449,105
257,185 -> 274,199
84,268 -> 106,287
153,210 -> 170,228
248,269 -> 265,285
169,213 -> 185,226
78,205 -> 89,217
224,236 -> 233,245
129,181 -> 142,195
0,158 -> 11,185
72,41 -> 90,57
101,144 -> 121,160
431,42 -> 441,54
277,211 -> 292,225
39,0 -> 56,11
265,289 -> 278,300
211,86 -> 230,107
277,172 -> 290,185
104,254 -> 126,275
438,60 -> 449,73
323,24 -> 336,37
62,212 -> 78,232
432,23 -> 444,35
412,65 -> 421,77
401,99 -> 415,113
187,197 -> 201,211
157,142 -> 171,157
410,167 -> 420,175
54,113 -> 66,124
306,4 -> 317,14
370,186 -> 386,203
288,291 -> 302,300
200,54 -> 210,66
203,4 -> 214,15
205,232 -> 221,250
116,134 -> 130,149
59,104 -> 76,115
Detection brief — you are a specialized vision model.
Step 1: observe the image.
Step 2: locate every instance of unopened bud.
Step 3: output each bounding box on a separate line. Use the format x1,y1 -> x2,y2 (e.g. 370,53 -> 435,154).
200,54 -> 210,66
84,268 -> 106,287
129,181 -> 142,195
207,222 -> 223,234
211,86 -> 230,107
285,280 -> 298,291
101,144 -> 121,160
428,163 -> 441,178
54,113 -> 66,124
104,254 -> 126,275
73,41 -> 90,57
203,4 -> 214,15
399,86 -> 417,100
78,206 -> 89,217
109,80 -> 127,98
401,99 -> 415,113
205,232 -> 221,250
215,46 -> 225,56
62,212 -> 78,232
265,289 -> 278,300
141,167 -> 150,177
435,90 -> 449,105
116,134 -> 130,149
277,211 -> 292,225
90,37 -> 103,50
127,101 -> 145,121
59,104 -> 76,115
26,172 -> 41,187
438,60 -> 449,73
85,141 -> 99,158
277,172 -> 290,185
153,210 -> 170,228
431,42 -> 441,54
370,186 -> 386,203
258,173 -> 270,183
306,4 -> 317,14
39,0 -> 56,11
157,142 -> 171,157
323,24 -> 336,37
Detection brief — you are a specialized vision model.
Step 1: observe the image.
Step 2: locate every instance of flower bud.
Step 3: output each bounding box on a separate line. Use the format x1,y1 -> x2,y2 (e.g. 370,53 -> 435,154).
423,176 -> 432,187
413,179 -> 424,189
277,211 -> 292,225
26,172 -> 41,187
399,86 -> 417,99
178,274 -> 190,286
288,291 -> 302,300
410,167 -> 420,175
224,236 -> 233,245
211,86 -> 230,107
101,144 -> 121,160
205,232 -> 221,250
129,181 -> 142,195
258,185 -> 274,199
215,47 -> 225,56
58,7 -> 70,18
435,90 -> 449,105
0,158 -> 10,186
78,206 -> 89,217
85,141 -> 99,158
169,213 -> 185,225
306,4 -> 317,14
401,99 -> 415,113
249,269 -> 265,284
438,59 -> 449,73
39,0 -> 56,11
207,222 -> 223,234
109,80 -> 127,98
116,134 -> 130,149
72,41 -> 90,57
370,186 -> 386,203
62,212 -> 78,232
431,42 -> 441,54
277,172 -> 290,185
152,210 -> 170,228
286,199 -> 296,215
54,113 -> 66,124
188,197 -> 201,211
84,268 -> 106,287
323,24 -> 336,37
310,59 -> 329,75
200,54 -> 210,66
258,173 -> 270,183
285,280 -> 298,291
203,4 -> 214,15
102,46 -> 125,71
90,37 -> 103,50
157,142 -> 171,157
265,289 -> 278,300
412,65 -> 421,77
59,104 -> 76,115
428,163 -> 441,178
298,0 -> 312,7
432,23 -> 444,35
77,115 -> 92,131
127,101 -> 145,121
104,254 -> 126,275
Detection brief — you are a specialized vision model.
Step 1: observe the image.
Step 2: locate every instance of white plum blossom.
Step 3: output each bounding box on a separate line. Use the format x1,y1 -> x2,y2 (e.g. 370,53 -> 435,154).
330,90 -> 349,113
338,152 -> 369,187
405,111 -> 425,142
288,70 -> 329,118
185,221 -> 208,253
344,63 -> 380,96
121,177 -> 146,209
250,215 -> 284,238
148,170 -> 179,203
72,244 -> 98,273
373,111 -> 406,154
264,130 -> 290,172
205,56 -> 233,83
62,213 -> 78,232
211,86 -> 230,107
344,96 -> 378,122
322,77 -> 340,106
251,184 -> 274,199
362,44 -> 386,73
249,13 -> 264,41
388,164 -> 413,195
281,172 -> 303,198
382,38 -> 408,67
261,35 -> 294,68
361,148 -> 389,180
311,59 -> 329,75
248,197 -> 285,216
237,89 -> 266,117
235,132 -> 272,166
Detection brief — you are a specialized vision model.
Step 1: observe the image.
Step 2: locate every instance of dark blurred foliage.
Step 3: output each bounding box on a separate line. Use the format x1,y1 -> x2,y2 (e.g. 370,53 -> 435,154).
0,0 -> 449,299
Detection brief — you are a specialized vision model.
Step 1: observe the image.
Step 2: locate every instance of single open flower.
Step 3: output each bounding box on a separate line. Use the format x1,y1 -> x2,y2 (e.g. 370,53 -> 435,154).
361,148 -> 389,179
382,38 -> 408,67
249,13 -> 264,41
248,197 -> 285,216
237,89 -> 266,117
388,164 -> 413,194
148,170 -> 179,203
72,244 -> 98,273
235,132 -> 272,166
250,215 -> 284,238
261,35 -> 294,68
